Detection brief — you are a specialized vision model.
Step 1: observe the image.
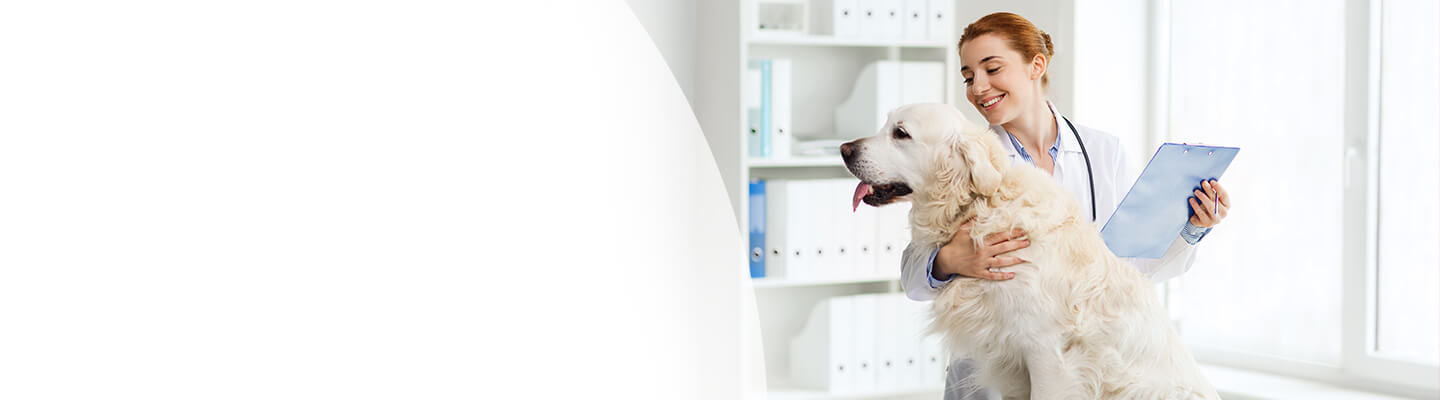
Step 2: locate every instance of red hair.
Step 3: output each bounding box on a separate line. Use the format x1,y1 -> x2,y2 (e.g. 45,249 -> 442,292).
958,12 -> 1055,88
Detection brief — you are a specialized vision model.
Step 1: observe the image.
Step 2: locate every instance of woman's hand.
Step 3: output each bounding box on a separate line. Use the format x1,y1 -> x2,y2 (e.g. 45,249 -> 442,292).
933,219 -> 1030,281
1188,179 -> 1230,228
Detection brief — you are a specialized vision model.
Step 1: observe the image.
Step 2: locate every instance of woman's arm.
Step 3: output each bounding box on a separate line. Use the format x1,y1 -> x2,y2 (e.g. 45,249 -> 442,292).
901,242 -> 943,301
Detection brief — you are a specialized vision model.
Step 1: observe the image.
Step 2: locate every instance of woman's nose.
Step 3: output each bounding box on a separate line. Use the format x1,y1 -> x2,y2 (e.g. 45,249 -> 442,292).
969,77 -> 989,94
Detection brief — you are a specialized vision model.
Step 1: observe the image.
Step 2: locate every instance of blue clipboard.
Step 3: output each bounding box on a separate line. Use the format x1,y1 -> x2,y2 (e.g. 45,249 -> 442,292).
1100,143 -> 1239,258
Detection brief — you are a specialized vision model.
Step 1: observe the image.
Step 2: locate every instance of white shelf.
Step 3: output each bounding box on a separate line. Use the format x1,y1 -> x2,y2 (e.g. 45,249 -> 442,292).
751,275 -> 898,289
748,34 -> 951,49
768,384 -> 943,400
747,157 -> 845,168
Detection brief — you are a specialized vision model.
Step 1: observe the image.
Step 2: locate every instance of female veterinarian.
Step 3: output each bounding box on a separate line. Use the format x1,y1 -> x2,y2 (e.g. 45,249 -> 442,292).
899,12 -> 1232,400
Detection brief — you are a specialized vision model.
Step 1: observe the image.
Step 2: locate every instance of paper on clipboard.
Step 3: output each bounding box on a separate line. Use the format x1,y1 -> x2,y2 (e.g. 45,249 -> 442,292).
1100,143 -> 1239,258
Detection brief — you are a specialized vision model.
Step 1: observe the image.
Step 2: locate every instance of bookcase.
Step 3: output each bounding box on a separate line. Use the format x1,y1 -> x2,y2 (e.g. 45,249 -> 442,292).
695,1 -> 959,398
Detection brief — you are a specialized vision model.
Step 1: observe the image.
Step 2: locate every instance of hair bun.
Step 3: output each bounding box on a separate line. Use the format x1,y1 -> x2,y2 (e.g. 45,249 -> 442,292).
1041,32 -> 1054,56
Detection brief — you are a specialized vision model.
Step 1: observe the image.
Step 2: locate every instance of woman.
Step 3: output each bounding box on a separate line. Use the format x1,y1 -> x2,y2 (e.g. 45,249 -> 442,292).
898,12 -> 1232,400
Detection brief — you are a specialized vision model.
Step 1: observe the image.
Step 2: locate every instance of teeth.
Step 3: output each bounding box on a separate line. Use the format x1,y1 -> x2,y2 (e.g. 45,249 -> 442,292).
982,95 -> 1002,107
868,186 -> 876,194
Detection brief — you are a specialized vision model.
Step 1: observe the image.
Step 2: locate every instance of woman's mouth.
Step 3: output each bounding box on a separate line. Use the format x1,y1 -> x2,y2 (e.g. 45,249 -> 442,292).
980,94 -> 1005,111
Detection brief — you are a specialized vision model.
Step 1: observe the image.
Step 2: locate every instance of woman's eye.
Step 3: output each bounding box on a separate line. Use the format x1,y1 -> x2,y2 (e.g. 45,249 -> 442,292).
986,67 -> 1000,74
962,77 -> 973,85
893,129 -> 910,139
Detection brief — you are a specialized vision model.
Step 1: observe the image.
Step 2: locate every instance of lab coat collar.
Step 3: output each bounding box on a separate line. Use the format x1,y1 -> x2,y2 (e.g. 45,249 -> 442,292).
994,100 -> 1081,160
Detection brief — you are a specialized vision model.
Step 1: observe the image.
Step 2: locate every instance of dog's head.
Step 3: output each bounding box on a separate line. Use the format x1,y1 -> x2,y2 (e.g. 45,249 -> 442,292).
841,103 -> 1007,210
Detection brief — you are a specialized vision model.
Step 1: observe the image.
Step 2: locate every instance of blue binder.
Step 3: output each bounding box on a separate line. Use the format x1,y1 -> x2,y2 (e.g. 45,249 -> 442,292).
748,179 -> 767,278
1100,143 -> 1239,258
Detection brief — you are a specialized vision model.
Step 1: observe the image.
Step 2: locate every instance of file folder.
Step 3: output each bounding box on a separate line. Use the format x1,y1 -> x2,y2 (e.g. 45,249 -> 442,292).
1100,143 -> 1239,258
748,179 -> 766,278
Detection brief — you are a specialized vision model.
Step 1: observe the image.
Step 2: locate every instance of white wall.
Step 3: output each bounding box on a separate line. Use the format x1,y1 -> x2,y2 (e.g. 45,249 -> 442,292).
626,0 -> 698,106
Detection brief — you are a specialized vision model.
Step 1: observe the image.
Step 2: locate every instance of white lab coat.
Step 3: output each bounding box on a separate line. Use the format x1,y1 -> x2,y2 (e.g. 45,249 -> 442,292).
900,102 -> 1200,302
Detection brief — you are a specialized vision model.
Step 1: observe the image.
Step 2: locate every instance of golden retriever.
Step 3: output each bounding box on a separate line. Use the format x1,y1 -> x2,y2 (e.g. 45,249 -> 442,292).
840,103 -> 1218,400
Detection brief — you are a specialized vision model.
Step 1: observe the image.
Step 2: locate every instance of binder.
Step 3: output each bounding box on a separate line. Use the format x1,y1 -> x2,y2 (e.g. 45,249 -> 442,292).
874,201 -> 910,278
814,0 -> 861,38
902,0 -> 928,42
770,59 -> 793,159
875,0 -> 904,41
857,0 -> 880,40
852,294 -> 878,392
920,330 -> 945,387
875,294 -> 902,390
828,179 -> 858,279
790,296 -> 856,392
1100,143 -> 1240,258
925,0 -> 952,41
851,185 -> 880,277
808,180 -> 837,280
745,60 -> 769,158
765,180 -> 801,279
748,179 -> 766,278
897,296 -> 928,388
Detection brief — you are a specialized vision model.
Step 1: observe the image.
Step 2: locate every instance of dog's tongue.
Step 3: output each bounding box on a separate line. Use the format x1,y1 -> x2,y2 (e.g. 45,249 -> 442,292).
852,182 -> 871,212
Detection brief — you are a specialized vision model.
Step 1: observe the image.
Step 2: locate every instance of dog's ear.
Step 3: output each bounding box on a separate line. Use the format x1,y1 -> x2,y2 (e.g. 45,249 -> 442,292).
935,125 -> 1004,197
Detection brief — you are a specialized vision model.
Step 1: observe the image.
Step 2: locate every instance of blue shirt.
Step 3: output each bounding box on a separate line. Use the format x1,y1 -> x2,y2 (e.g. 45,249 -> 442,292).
926,133 -> 1212,288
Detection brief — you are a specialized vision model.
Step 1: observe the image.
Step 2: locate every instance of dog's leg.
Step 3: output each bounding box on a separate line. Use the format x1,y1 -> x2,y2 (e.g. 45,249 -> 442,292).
1022,349 -> 1077,400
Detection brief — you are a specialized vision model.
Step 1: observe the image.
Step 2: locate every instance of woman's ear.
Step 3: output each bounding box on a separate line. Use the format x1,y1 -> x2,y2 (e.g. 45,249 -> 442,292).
1030,54 -> 1047,81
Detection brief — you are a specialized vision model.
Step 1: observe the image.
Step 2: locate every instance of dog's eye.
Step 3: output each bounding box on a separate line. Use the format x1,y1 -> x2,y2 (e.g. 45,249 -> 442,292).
893,128 -> 911,140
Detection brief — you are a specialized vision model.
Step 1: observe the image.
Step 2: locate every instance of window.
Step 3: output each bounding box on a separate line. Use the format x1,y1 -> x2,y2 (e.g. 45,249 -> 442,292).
1376,0 -> 1439,366
1166,0 -> 1438,395
1168,0 -> 1346,365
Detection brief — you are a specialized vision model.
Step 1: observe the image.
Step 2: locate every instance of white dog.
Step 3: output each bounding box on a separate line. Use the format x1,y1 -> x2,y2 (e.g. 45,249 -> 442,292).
841,103 -> 1218,400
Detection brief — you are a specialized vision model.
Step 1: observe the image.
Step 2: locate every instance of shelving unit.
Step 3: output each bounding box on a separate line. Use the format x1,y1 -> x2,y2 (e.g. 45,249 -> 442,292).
696,1 -> 959,398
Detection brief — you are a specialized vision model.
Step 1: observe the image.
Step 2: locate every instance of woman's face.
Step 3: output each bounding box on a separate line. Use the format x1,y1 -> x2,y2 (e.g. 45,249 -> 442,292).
959,34 -> 1044,125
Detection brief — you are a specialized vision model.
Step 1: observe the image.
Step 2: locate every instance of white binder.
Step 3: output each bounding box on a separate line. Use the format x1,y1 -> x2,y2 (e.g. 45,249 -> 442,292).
770,59 -> 794,159
875,0 -> 904,41
898,295 -> 929,388
852,294 -> 878,392
790,296 -> 856,392
925,0 -> 952,41
902,0 -> 928,42
857,0 -> 880,40
764,180 -> 797,279
840,179 -> 858,279
875,294 -> 902,389
851,185 -> 880,277
790,180 -> 815,280
921,329 -> 946,387
874,201 -> 909,278
801,180 -> 833,280
813,0 -> 861,38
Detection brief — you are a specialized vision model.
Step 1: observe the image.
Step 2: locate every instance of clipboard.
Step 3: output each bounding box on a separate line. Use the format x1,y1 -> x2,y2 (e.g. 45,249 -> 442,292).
1100,143 -> 1239,258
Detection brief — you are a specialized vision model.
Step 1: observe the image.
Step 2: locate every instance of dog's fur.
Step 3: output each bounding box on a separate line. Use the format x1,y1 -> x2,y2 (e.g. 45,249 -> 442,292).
842,104 -> 1218,400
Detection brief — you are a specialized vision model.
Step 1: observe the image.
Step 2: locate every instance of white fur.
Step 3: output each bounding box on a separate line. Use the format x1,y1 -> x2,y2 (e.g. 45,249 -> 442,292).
844,104 -> 1218,400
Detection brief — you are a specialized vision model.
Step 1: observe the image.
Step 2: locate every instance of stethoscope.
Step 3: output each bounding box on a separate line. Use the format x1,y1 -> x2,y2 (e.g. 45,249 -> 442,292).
1059,116 -> 1097,223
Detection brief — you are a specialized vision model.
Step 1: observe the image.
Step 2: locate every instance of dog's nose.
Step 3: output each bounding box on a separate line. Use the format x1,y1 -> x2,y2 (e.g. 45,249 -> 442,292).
840,142 -> 855,160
